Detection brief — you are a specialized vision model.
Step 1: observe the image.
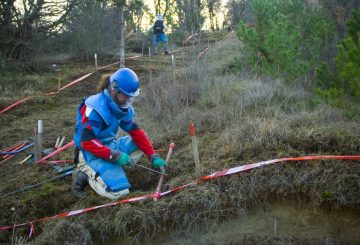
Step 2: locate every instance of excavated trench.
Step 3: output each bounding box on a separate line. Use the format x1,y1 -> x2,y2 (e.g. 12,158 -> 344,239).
101,199 -> 360,244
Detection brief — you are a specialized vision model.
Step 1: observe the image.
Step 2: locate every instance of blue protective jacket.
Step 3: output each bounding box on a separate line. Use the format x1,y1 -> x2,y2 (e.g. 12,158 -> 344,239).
74,89 -> 137,192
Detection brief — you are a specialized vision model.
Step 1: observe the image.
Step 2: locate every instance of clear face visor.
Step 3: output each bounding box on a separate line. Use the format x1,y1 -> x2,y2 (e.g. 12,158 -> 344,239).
117,93 -> 135,109
109,82 -> 136,109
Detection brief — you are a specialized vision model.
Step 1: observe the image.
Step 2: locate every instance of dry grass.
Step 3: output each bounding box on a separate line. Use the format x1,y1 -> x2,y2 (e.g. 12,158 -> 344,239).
139,34 -> 359,164
0,32 -> 359,244
25,159 -> 359,244
35,220 -> 91,245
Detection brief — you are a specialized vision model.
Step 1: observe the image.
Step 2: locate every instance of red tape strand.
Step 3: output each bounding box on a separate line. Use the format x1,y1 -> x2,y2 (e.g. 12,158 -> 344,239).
0,155 -> 359,234
35,141 -> 74,164
0,140 -> 26,153
0,97 -> 35,114
1,56 -> 142,114
0,72 -> 93,114
58,72 -> 93,91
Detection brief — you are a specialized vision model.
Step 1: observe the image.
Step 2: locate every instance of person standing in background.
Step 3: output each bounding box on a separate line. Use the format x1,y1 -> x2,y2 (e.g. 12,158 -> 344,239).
147,14 -> 170,55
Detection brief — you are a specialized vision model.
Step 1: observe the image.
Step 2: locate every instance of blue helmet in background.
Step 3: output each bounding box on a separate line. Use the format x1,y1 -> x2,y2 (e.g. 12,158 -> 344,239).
110,68 -> 139,97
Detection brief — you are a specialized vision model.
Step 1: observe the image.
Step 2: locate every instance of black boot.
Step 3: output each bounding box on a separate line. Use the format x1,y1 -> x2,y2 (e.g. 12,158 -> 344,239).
72,169 -> 88,198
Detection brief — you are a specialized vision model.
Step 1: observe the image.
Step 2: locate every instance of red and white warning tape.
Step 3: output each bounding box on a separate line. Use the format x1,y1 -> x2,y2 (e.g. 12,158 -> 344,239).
0,72 -> 93,114
0,56 -> 140,114
35,141 -> 74,164
200,155 -> 360,180
0,97 -> 35,114
0,155 -> 359,237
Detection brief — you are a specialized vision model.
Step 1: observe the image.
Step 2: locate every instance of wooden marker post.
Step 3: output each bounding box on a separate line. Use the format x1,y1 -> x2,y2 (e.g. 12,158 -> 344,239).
94,53 -> 98,70
142,34 -> 145,57
52,64 -> 63,91
171,54 -> 176,68
171,54 -> 175,81
34,120 -> 43,161
55,136 -> 60,149
149,70 -> 153,85
58,77 -> 61,91
57,136 -> 65,149
188,122 -> 201,177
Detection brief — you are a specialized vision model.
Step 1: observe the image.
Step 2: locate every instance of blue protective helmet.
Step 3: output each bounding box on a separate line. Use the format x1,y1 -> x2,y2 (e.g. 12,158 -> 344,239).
110,68 -> 139,97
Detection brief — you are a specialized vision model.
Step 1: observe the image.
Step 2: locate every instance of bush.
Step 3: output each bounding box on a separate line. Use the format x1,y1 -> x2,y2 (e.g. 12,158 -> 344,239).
335,35 -> 360,98
236,0 -> 333,81
316,8 -> 360,102
314,87 -> 344,107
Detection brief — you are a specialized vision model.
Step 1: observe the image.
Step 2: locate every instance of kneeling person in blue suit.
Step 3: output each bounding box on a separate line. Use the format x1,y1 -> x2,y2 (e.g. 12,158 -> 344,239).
73,68 -> 167,199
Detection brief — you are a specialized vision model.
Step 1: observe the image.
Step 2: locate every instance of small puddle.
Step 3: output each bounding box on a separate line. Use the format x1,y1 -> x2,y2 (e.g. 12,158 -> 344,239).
101,201 -> 360,244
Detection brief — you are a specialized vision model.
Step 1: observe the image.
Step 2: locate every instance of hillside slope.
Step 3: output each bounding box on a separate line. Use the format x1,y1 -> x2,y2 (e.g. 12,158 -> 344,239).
0,32 -> 359,244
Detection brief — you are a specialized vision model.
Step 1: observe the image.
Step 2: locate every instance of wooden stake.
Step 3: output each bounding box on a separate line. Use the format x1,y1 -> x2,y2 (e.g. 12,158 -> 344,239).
149,70 -> 152,85
19,155 -> 32,164
142,35 -> 145,56
58,136 -> 65,149
55,136 -> 60,148
171,54 -> 176,68
94,53 -> 98,70
34,120 -> 43,161
171,54 -> 175,81
188,122 -> 201,177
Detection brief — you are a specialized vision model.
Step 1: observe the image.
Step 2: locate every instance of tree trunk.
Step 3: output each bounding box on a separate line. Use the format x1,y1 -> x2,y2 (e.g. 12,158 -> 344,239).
119,4 -> 125,68
155,0 -> 161,14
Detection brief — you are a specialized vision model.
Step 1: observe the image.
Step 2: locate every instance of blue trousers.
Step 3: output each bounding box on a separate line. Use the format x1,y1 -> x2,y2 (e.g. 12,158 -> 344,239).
153,33 -> 168,45
82,136 -> 138,192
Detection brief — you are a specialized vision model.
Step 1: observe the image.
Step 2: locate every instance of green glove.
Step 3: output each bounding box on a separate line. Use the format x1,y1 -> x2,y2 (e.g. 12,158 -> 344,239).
117,152 -> 134,166
150,154 -> 167,169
